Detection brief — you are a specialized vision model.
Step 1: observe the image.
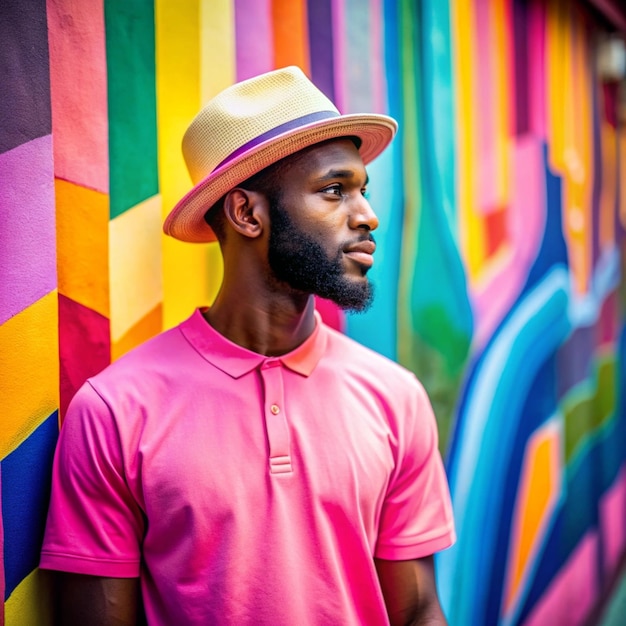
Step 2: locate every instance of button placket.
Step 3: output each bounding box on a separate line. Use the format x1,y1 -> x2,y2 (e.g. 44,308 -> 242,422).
260,360 -> 292,474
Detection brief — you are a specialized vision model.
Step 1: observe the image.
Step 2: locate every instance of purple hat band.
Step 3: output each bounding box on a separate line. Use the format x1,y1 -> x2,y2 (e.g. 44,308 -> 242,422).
213,110 -> 340,171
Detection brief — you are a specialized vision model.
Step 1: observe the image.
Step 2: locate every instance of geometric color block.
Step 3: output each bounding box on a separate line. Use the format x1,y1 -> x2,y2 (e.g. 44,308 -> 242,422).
2,412 -> 58,600
0,0 -> 51,154
525,531 -> 599,626
502,415 -> 563,620
47,0 -> 109,192
0,291 -> 59,460
111,303 -> 162,361
0,136 -> 56,325
4,569 -> 52,626
109,195 -> 163,342
58,295 -> 111,419
55,179 -> 110,319
105,0 -> 159,218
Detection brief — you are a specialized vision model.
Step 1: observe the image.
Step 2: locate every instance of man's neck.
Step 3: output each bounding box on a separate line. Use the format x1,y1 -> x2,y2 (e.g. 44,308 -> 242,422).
204,290 -> 317,356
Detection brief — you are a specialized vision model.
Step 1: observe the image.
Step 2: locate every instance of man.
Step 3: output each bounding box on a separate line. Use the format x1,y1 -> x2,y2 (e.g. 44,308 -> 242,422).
41,66 -> 455,625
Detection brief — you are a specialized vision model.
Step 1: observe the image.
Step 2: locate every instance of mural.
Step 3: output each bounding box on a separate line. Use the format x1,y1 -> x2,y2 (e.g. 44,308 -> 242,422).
1,0 -> 624,624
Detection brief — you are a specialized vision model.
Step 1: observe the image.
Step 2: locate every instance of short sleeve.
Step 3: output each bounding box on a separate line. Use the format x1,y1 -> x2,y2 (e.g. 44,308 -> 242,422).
374,378 -> 456,560
40,382 -> 144,577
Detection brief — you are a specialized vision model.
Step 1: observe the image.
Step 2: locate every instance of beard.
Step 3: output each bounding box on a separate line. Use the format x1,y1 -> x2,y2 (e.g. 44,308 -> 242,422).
267,198 -> 375,312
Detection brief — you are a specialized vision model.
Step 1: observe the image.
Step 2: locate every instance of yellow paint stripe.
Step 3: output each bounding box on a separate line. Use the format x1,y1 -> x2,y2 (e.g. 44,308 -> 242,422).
453,0 -> 484,280
4,568 -> 53,626
200,0 -> 236,104
109,195 -> 163,342
112,303 -> 163,361
156,0 -> 225,329
0,292 -> 59,460
55,179 -> 110,318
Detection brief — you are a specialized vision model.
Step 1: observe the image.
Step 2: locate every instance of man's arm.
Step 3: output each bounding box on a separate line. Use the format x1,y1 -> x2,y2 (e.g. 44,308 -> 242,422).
53,573 -> 144,626
374,556 -> 447,626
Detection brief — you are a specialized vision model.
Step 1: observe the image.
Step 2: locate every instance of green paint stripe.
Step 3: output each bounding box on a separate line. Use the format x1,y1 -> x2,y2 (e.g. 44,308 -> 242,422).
563,357 -> 617,464
105,0 -> 159,219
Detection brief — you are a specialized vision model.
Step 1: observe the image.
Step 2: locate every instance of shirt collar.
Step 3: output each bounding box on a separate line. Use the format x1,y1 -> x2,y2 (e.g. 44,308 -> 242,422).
179,308 -> 327,379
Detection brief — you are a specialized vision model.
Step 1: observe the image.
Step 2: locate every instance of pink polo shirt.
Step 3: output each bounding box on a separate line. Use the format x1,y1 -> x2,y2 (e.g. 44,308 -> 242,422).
41,309 -> 455,625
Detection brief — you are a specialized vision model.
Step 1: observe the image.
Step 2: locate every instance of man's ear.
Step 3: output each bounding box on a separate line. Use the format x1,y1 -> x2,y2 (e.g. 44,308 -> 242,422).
223,189 -> 267,239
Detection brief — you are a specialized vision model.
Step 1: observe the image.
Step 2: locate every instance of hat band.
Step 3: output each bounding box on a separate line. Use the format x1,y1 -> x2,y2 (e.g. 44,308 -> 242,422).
213,110 -> 340,172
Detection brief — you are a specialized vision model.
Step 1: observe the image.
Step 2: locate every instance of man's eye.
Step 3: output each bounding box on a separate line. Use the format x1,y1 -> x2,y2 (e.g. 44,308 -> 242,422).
361,188 -> 370,199
322,185 -> 342,196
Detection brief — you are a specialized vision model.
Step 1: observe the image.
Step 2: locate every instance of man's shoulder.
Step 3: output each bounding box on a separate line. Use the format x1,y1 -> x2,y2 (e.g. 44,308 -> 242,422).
86,316 -> 197,398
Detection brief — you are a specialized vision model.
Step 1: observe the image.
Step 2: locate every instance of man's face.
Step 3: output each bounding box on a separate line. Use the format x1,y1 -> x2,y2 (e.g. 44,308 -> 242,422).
266,139 -> 379,312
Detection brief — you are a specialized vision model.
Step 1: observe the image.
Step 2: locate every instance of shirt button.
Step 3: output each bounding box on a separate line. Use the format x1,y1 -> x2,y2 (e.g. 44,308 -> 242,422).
270,404 -> 280,415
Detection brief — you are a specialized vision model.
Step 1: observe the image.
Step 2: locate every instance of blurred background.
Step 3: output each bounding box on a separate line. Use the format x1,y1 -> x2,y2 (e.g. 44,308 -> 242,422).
1,0 -> 625,624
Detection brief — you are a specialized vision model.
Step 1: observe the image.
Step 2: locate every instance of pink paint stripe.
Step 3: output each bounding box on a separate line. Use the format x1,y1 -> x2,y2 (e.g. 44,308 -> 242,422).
526,531 -> 599,626
600,464 -> 626,576
473,136 -> 545,349
331,0 -> 347,112
47,0 -> 109,192
234,0 -> 274,81
528,0 -> 546,138
474,0 -> 498,213
0,136 -> 56,325
370,0 -> 385,114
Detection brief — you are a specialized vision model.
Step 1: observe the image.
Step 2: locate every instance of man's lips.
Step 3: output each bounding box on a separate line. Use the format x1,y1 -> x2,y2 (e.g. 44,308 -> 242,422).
343,240 -> 376,267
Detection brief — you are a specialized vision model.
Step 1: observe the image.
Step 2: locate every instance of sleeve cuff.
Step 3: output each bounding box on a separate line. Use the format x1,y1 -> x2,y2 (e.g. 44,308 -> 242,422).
374,527 -> 456,561
40,551 -> 141,578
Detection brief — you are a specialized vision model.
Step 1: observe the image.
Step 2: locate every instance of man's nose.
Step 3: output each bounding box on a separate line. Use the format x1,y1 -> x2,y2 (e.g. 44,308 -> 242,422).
349,195 -> 379,231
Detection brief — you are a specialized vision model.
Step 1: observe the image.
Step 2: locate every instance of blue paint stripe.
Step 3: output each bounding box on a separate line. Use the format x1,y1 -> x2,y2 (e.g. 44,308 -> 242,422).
2,412 -> 59,600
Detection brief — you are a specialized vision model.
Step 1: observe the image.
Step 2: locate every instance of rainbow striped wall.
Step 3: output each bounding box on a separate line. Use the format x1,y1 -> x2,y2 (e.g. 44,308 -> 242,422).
1,0 -> 624,624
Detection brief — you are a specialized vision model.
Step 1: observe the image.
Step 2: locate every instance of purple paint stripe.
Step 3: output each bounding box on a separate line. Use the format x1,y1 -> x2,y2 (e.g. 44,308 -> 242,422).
307,0 -> 336,102
214,110 -> 340,170
331,0 -> 347,112
0,135 -> 56,324
234,0 -> 273,81
513,0 -> 530,135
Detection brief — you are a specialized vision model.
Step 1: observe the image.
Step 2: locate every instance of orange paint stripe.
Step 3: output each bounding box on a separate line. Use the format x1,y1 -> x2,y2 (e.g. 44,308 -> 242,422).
271,0 -> 310,74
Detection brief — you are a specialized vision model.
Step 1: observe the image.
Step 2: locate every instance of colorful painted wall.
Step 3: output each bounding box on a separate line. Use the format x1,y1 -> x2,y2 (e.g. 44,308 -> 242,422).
1,0 -> 624,624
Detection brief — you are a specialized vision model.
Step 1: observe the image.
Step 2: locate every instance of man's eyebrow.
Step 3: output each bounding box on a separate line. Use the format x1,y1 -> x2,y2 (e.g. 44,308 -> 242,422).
315,169 -> 369,185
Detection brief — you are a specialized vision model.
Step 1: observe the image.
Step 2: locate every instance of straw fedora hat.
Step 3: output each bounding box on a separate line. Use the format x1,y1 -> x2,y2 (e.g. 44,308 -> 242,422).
163,66 -> 398,243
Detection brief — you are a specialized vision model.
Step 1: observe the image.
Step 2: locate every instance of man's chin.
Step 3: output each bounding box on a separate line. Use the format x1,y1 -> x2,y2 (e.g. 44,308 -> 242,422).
325,280 -> 374,313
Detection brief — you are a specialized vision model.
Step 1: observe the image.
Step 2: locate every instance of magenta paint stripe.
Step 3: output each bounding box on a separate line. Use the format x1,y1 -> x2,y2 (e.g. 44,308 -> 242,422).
234,0 -> 273,82
528,0 -> 546,138
0,135 -> 56,325
331,0 -> 347,112
474,0 -> 498,213
214,110 -> 340,170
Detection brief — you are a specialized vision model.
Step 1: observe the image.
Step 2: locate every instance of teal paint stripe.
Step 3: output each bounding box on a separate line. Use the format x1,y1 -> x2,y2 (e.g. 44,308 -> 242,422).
344,0 -> 374,113
105,0 -> 159,219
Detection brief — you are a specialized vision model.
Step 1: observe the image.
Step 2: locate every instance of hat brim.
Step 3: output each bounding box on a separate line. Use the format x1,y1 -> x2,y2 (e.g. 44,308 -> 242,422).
163,113 -> 398,243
